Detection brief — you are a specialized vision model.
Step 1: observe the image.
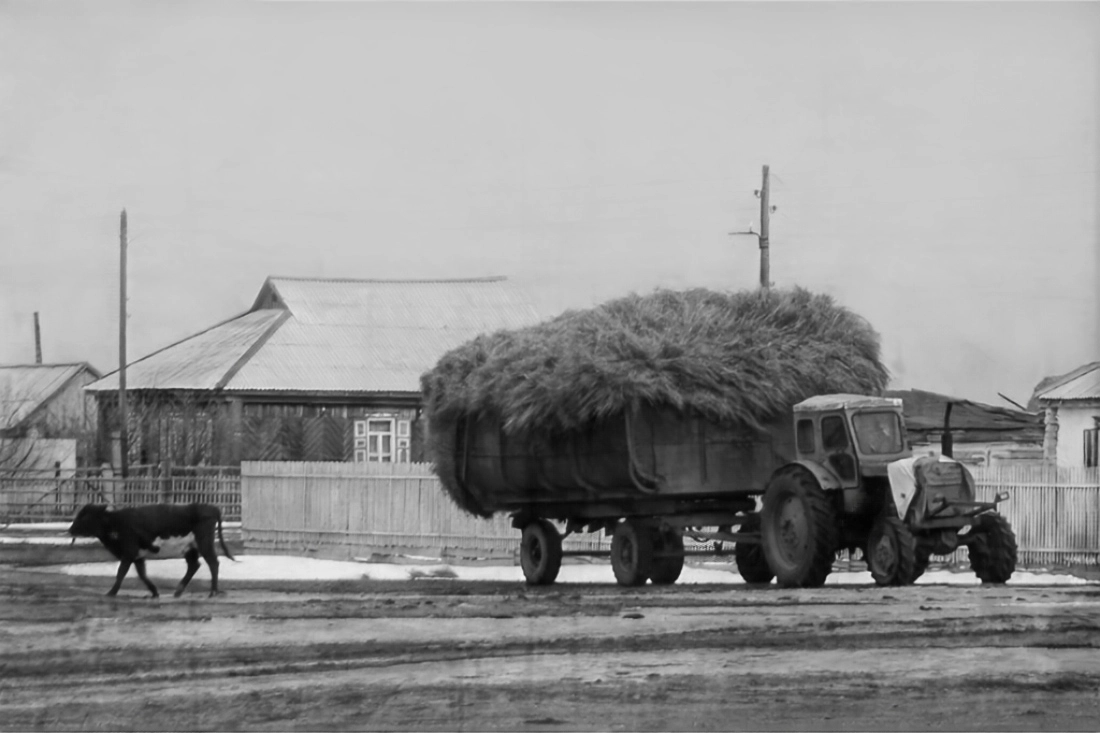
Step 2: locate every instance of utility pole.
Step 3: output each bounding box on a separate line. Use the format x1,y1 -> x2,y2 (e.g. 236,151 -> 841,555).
119,209 -> 129,479
33,312 -> 42,364
758,165 -> 770,291
729,164 -> 776,290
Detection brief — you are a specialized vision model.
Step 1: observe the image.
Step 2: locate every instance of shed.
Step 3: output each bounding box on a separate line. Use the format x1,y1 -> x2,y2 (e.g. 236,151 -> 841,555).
0,362 -> 102,469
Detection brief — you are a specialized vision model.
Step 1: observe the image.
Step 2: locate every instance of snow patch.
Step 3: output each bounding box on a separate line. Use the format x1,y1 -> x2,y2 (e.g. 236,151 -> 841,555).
36,555 -> 1095,586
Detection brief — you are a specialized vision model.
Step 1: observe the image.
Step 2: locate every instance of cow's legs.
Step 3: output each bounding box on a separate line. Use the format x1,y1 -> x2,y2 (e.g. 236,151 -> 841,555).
174,547 -> 202,597
133,559 -> 160,598
197,539 -> 222,597
107,559 -> 132,596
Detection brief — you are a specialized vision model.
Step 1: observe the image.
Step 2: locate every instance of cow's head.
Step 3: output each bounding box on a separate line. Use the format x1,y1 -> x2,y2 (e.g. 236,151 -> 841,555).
69,504 -> 111,538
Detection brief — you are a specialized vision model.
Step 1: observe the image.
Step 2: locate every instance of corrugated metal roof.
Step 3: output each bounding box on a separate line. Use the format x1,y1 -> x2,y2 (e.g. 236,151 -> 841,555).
228,277 -> 542,392
85,277 -> 543,395
86,309 -> 286,392
1037,363 -> 1100,401
0,363 -> 97,427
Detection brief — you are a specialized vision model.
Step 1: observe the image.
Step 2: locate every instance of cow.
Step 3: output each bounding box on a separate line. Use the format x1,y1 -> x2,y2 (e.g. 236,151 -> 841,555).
68,503 -> 237,599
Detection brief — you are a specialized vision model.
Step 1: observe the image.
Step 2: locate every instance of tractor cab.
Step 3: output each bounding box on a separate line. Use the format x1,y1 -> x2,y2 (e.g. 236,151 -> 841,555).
792,394 -> 912,488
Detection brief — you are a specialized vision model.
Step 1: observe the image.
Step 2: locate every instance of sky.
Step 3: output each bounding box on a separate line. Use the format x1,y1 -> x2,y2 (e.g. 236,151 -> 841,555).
1,0 -> 1097,408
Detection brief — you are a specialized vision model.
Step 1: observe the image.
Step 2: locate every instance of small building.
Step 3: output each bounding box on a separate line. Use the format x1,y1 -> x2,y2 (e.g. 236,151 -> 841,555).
85,276 -> 541,468
1029,361 -> 1100,468
0,362 -> 102,470
885,388 -> 1044,467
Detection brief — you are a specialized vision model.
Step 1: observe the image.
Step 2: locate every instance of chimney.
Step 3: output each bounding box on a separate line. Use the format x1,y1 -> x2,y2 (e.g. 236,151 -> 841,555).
33,312 -> 42,364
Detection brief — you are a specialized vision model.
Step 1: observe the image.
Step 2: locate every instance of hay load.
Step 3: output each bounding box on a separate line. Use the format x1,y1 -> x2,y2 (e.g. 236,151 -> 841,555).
420,286 -> 889,516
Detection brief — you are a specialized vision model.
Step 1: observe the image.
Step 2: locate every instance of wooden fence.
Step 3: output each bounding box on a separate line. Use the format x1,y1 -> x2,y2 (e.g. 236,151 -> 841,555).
966,465 -> 1100,567
242,461 -> 1100,567
0,467 -> 241,525
241,461 -> 609,561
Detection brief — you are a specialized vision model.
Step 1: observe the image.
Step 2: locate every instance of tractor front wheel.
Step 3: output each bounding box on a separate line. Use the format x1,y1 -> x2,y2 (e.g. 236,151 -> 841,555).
520,519 -> 563,585
968,514 -> 1017,584
761,468 -> 839,588
866,516 -> 918,586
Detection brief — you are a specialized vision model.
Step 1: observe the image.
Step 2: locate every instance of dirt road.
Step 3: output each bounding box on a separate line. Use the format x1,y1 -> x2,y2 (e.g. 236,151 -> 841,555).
2,558 -> 1099,731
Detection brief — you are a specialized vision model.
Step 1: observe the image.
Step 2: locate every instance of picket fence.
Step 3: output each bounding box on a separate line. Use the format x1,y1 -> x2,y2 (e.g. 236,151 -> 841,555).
0,467 -> 241,525
241,461 -> 1100,567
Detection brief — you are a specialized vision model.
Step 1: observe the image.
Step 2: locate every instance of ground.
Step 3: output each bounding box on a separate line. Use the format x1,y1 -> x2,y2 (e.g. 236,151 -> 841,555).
1,542 -> 1099,732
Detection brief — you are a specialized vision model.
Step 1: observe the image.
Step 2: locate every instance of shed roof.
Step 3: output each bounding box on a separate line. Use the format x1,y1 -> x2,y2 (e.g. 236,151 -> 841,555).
1030,362 -> 1100,404
1,363 -> 101,429
87,276 -> 542,395
884,388 -> 1043,443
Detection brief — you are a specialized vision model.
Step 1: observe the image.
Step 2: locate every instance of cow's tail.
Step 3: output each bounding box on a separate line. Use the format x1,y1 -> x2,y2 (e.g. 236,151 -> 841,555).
217,512 -> 238,562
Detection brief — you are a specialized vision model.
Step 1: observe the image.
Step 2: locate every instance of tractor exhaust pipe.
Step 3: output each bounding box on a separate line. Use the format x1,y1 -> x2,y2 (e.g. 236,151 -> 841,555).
941,402 -> 954,458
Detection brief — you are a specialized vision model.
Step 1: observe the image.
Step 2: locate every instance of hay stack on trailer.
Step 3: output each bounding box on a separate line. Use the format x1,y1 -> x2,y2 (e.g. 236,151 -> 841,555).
421,286 -> 889,518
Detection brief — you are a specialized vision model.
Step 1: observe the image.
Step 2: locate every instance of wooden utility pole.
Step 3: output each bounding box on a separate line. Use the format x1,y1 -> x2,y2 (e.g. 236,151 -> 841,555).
33,312 -> 42,364
758,165 -> 770,291
119,209 -> 129,479
729,164 -> 775,290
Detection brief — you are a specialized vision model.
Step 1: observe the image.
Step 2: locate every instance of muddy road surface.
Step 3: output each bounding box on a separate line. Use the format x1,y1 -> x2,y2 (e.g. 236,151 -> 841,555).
2,560 -> 1099,731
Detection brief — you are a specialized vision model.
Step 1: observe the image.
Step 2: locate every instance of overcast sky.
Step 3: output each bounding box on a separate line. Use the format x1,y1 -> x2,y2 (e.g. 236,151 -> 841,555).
1,1 -> 1097,407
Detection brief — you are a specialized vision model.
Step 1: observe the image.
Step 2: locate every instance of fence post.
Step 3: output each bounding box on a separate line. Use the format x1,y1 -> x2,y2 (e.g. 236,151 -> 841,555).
161,459 -> 171,504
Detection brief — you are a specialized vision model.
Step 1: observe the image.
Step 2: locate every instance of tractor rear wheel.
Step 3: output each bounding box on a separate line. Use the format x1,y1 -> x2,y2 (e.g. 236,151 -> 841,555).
649,527 -> 685,585
761,468 -> 839,588
520,519 -> 563,585
866,516 -> 918,586
968,513 -> 1017,584
735,513 -> 775,584
611,520 -> 655,587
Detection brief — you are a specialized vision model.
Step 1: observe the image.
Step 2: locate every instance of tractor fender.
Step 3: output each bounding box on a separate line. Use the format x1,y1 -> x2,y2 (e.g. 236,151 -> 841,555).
773,460 -> 843,492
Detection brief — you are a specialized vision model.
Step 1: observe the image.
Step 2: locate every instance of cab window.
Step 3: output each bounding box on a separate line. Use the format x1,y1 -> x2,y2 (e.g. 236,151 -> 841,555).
852,412 -> 905,454
796,419 -> 816,453
821,415 -> 849,451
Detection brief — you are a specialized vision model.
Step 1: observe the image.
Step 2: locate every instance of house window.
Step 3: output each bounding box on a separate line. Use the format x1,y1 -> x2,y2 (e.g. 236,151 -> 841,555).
1085,427 -> 1099,468
353,416 -> 411,463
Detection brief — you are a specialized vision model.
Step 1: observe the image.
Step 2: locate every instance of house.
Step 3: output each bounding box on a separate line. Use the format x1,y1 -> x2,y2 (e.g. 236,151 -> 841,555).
0,362 -> 102,470
84,276 -> 542,468
884,388 -> 1044,467
1028,361 -> 1100,468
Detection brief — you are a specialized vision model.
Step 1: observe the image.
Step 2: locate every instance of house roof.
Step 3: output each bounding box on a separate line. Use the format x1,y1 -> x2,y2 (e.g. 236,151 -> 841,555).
87,276 -> 542,395
884,388 -> 1044,443
1029,362 -> 1100,405
1,363 -> 102,430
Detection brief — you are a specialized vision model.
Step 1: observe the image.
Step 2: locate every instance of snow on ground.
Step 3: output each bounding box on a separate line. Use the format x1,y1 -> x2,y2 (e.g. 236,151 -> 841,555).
7,525 -> 1094,587
33,555 -> 1096,586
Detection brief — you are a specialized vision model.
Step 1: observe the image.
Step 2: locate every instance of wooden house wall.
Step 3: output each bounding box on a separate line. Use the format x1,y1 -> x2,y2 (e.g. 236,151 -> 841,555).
94,394 -> 423,468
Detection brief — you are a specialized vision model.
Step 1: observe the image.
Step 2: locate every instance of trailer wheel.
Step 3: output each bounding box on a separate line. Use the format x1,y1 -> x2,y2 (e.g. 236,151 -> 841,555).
968,514 -> 1017,584
735,514 -> 775,584
649,527 -> 684,585
866,516 -> 918,586
761,468 -> 839,588
520,519 -> 563,586
611,520 -> 654,587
